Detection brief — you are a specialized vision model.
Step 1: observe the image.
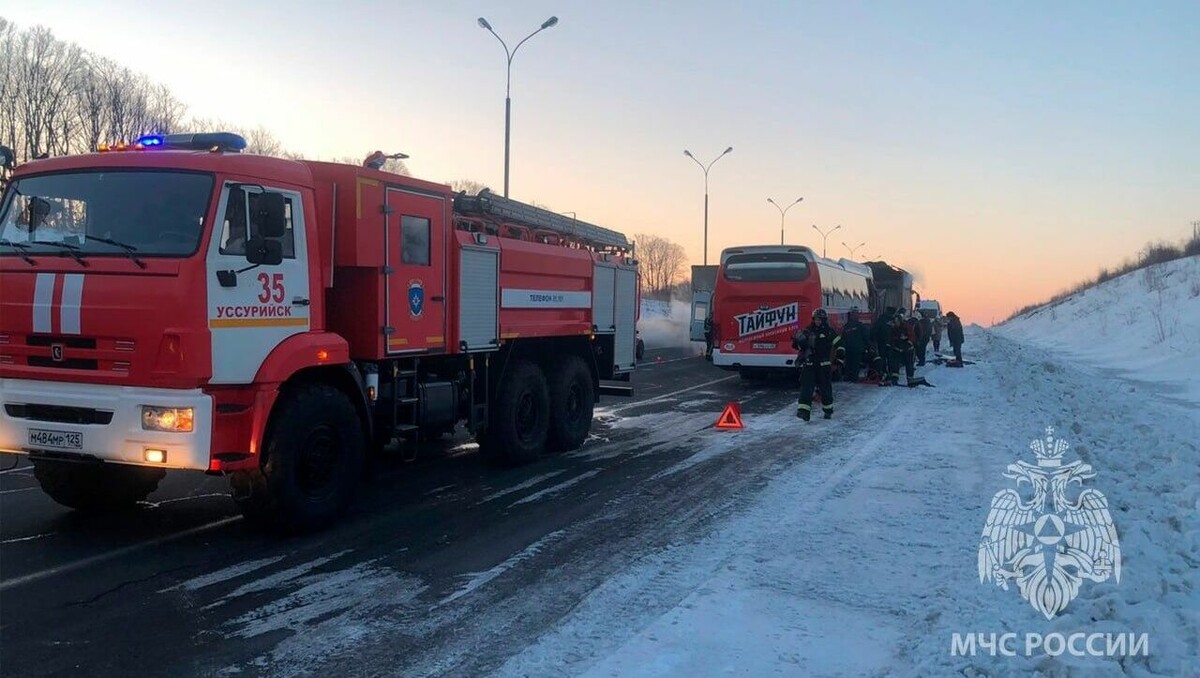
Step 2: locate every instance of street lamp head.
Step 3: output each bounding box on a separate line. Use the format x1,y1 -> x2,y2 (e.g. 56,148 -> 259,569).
477,17 -> 492,30
541,16 -> 559,29
683,150 -> 694,158
723,146 -> 733,155
767,198 -> 777,205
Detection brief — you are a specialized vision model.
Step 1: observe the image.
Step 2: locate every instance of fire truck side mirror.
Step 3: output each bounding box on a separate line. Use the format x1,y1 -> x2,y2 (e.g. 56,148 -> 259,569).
251,192 -> 288,238
244,237 -> 283,266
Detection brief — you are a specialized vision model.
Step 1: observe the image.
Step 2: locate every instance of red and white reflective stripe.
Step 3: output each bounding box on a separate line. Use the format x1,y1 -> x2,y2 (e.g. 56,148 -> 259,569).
32,273 -> 54,333
31,273 -> 85,335
60,274 -> 84,334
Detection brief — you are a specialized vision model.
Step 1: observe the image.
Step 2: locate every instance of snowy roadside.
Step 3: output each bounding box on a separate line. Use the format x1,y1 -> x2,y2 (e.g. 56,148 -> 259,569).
493,326 -> 1199,677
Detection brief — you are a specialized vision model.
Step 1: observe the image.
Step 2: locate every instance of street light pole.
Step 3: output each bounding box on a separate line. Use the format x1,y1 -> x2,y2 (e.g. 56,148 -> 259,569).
842,240 -> 866,258
810,223 -> 841,258
767,197 -> 803,245
478,15 -> 559,197
683,146 -> 733,265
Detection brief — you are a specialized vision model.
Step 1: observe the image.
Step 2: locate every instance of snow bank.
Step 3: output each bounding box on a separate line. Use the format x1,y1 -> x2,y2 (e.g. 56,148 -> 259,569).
639,299 -> 702,352
998,256 -> 1200,406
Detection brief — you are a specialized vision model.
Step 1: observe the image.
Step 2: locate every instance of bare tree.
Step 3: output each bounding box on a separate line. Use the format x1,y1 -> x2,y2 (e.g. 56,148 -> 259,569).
0,19 -> 338,166
0,19 -> 19,154
450,179 -> 489,195
380,156 -> 410,176
72,55 -> 109,153
105,66 -> 154,143
634,233 -> 687,299
16,26 -> 82,159
146,84 -> 186,135
178,118 -> 288,156
245,126 -> 284,156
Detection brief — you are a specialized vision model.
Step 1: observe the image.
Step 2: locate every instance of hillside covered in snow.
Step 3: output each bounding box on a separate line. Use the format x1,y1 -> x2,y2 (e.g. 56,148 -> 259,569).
998,256 -> 1200,405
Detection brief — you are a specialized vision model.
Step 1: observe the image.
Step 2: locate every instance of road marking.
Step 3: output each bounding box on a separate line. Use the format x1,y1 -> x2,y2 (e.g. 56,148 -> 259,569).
438,529 -> 566,606
479,470 -> 566,504
0,515 -> 243,593
158,555 -> 288,593
509,469 -> 603,508
610,375 -> 737,415
0,487 -> 38,495
137,492 -> 230,509
1,531 -> 56,544
640,354 -> 703,366
0,465 -> 32,475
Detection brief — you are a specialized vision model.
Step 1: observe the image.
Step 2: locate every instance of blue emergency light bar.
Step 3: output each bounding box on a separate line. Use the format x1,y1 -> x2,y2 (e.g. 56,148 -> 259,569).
102,132 -> 247,153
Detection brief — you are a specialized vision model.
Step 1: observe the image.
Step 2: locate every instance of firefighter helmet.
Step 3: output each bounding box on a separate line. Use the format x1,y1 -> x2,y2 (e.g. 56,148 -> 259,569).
812,308 -> 828,321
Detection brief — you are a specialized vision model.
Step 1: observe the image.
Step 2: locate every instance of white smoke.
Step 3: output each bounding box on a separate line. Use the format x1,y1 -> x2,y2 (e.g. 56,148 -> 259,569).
639,299 -> 704,353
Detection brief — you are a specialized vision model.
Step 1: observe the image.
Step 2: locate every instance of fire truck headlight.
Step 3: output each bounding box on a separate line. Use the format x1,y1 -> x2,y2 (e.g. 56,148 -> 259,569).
141,406 -> 194,432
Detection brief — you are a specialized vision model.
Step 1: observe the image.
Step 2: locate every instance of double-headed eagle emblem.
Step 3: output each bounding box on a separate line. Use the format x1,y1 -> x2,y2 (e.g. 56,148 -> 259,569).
978,427 -> 1120,619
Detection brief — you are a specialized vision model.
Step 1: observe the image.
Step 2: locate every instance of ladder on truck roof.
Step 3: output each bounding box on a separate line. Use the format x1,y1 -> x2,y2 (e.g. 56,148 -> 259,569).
453,189 -> 632,252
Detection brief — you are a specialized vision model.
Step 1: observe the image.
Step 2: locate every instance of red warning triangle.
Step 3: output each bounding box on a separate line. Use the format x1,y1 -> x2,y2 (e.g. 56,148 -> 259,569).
714,402 -> 744,430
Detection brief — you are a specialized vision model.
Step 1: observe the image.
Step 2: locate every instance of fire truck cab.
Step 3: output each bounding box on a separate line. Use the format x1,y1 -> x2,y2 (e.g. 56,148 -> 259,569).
0,133 -> 639,532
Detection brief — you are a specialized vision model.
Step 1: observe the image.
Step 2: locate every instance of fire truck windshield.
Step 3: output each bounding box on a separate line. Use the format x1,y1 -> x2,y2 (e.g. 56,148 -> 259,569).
722,252 -> 811,282
0,170 -> 213,258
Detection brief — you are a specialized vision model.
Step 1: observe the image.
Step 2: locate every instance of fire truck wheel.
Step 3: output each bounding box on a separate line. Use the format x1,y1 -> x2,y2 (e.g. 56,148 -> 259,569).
546,355 -> 594,452
479,359 -> 550,465
231,383 -> 365,533
31,459 -> 165,512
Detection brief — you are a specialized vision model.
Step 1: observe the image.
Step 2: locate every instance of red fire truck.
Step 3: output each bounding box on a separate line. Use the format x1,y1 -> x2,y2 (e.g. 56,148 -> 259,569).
0,133 -> 639,532
707,245 -> 915,377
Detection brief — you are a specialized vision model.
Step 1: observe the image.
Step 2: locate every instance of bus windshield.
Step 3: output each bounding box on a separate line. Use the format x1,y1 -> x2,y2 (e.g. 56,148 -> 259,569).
722,252 -> 810,282
0,170 -> 213,257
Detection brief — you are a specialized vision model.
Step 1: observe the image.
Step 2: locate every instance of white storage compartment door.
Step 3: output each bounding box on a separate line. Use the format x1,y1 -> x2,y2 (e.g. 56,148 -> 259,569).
459,247 -> 499,352
613,267 -> 637,372
592,264 -> 616,333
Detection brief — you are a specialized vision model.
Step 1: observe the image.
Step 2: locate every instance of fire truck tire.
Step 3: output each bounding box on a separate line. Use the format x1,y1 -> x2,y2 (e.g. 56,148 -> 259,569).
231,383 -> 365,533
31,459 -> 165,512
478,360 -> 550,465
546,355 -> 594,452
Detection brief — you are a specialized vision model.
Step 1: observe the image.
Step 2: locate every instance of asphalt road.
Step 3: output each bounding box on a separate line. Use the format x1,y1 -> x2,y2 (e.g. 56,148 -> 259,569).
0,345 -> 873,677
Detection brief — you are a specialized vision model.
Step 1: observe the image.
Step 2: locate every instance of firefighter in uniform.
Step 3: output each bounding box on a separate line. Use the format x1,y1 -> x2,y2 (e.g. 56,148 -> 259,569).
793,308 -> 839,420
868,307 -> 894,381
887,310 -> 931,387
946,311 -> 965,364
916,312 -> 933,366
881,310 -> 904,385
840,306 -> 869,382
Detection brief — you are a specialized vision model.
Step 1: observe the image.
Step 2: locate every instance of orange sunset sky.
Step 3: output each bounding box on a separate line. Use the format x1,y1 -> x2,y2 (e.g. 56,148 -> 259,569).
6,2 -> 1197,325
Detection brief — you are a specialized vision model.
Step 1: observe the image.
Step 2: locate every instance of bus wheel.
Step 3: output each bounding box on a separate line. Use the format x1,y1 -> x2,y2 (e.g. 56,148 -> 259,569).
480,359 -> 549,465
32,459 -> 164,512
547,355 -> 594,452
231,383 -> 365,534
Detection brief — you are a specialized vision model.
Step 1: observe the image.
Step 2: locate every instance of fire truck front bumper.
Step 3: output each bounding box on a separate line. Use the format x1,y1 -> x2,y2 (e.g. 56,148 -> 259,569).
711,349 -> 796,369
0,379 -> 213,470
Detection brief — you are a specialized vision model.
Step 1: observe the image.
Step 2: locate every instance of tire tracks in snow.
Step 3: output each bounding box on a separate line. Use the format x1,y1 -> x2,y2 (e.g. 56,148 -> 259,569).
384,381 -> 926,678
